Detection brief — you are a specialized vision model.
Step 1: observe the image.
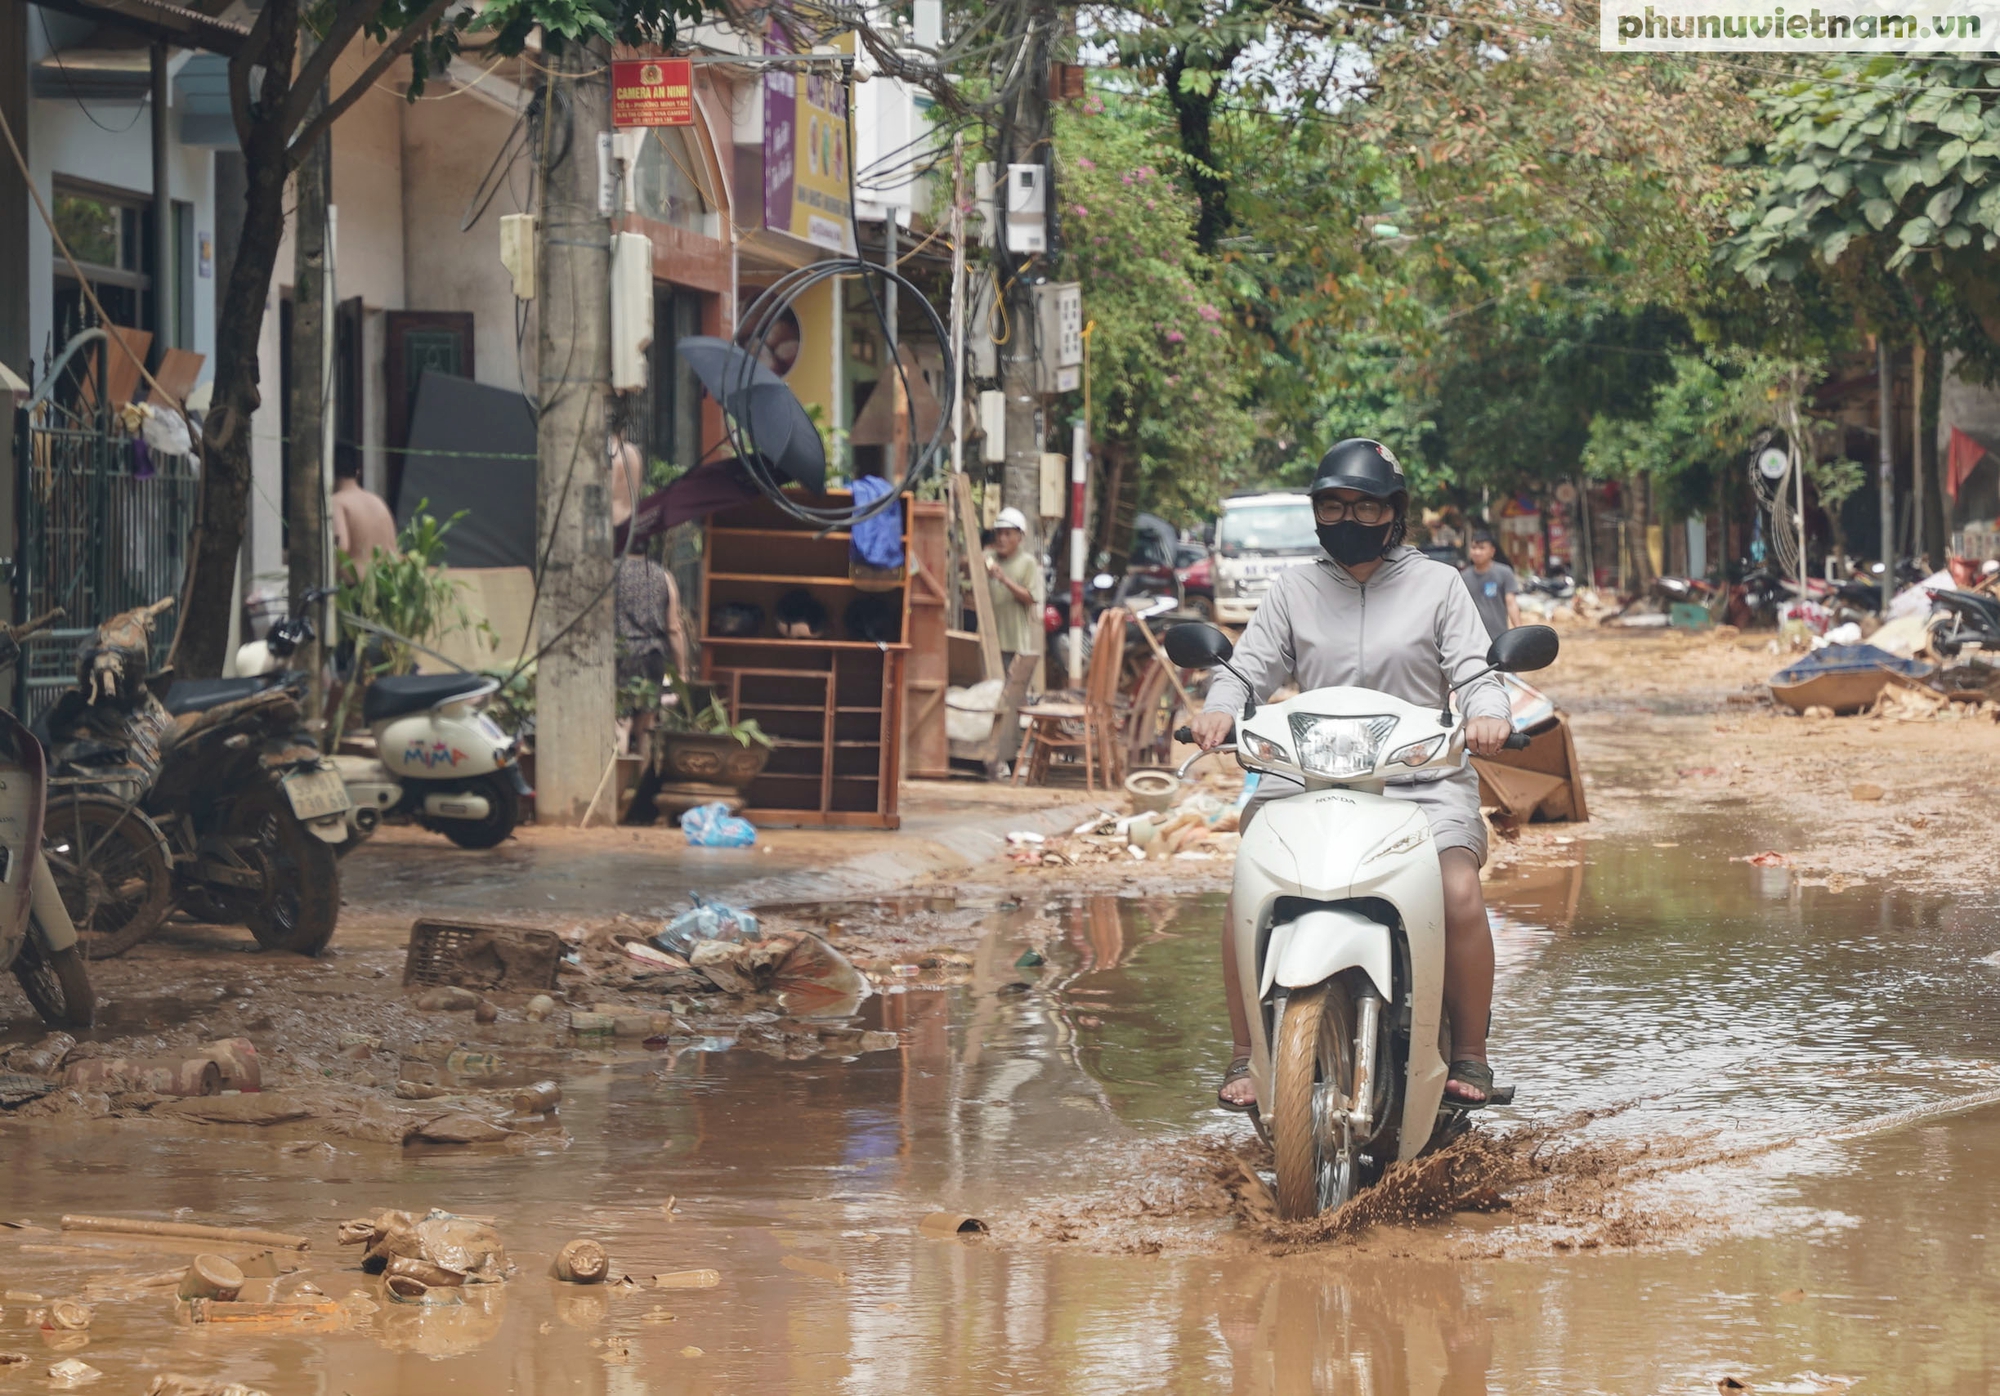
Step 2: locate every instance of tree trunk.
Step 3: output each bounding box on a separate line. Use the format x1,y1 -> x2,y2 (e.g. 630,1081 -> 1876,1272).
1916,336 -> 1946,567
176,115 -> 294,677
1161,50 -> 1235,256
532,40 -> 618,823
287,70 -> 329,714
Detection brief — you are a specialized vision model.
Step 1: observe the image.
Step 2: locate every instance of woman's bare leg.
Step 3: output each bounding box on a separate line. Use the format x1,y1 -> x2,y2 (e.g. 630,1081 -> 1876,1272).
1439,846 -> 1495,1102
1220,893 -> 1256,1106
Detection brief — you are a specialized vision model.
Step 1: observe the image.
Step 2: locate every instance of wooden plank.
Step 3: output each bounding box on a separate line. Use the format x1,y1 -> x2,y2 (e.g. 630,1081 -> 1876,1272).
952,472 -> 1002,683
904,500 -> 951,778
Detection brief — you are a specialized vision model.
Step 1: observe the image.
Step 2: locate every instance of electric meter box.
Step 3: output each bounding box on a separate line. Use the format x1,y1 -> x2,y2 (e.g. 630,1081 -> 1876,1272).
1004,162 -> 1047,254
1033,282 -> 1083,394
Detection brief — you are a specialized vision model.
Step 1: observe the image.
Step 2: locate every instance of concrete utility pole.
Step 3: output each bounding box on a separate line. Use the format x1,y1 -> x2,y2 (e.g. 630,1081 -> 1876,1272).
1878,335 -> 1895,611
287,63 -> 329,714
999,3 -> 1053,523
533,40 -> 618,823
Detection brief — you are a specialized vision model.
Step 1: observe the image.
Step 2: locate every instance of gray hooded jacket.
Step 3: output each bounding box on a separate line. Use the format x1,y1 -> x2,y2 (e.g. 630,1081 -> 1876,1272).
1202,546 -> 1510,787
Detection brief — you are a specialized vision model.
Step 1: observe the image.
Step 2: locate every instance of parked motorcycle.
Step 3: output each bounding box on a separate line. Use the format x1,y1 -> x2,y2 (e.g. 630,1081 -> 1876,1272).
0,610 -> 94,1028
1925,586 -> 2000,657
1166,620 -> 1557,1219
1523,562 -> 1576,601
41,598 -> 349,957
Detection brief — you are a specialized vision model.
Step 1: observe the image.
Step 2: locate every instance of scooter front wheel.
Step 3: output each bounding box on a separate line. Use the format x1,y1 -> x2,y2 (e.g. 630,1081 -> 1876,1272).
1271,980 -> 1361,1220
12,933 -> 95,1029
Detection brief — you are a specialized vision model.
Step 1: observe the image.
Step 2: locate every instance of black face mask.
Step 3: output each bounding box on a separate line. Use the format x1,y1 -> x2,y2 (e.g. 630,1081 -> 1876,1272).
1318,519 -> 1393,568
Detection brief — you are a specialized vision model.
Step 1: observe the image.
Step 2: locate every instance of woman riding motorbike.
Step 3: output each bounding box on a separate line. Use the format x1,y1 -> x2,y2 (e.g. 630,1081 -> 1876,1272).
1187,439 -> 1513,1111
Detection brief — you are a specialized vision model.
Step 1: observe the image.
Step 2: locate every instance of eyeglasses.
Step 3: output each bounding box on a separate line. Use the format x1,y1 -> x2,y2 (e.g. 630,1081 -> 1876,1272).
1313,497 -> 1394,525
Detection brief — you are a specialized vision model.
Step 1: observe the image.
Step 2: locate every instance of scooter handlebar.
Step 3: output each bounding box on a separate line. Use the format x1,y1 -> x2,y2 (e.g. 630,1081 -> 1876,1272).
1174,725 -> 1195,744
1502,732 -> 1531,750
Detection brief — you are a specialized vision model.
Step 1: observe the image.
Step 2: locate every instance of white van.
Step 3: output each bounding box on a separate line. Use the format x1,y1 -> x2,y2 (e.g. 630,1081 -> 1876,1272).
1211,491 -> 1320,625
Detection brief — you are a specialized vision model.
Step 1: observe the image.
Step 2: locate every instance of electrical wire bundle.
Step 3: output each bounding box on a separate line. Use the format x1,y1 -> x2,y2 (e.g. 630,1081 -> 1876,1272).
730,259 -> 957,530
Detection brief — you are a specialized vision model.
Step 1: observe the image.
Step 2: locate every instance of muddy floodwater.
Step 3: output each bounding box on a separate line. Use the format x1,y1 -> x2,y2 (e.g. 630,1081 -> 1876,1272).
5,825 -> 2000,1394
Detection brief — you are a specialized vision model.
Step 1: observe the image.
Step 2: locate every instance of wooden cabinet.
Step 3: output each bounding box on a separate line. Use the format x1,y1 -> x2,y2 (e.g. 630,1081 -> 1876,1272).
698,491 -> 908,828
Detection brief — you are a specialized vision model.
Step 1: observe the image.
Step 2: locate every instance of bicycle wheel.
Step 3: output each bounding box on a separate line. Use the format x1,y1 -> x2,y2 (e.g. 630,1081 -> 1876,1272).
42,794 -> 175,959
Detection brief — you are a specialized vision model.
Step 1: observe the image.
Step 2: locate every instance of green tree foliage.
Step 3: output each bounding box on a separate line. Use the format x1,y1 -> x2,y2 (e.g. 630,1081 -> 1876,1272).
1056,95 -> 1254,526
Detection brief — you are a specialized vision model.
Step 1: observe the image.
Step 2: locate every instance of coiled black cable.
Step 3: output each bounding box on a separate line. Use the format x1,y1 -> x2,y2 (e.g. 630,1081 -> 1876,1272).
726,257 -> 956,529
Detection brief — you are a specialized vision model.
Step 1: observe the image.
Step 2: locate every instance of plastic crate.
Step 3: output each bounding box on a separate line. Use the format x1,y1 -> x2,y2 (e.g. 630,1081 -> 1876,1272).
402,918 -> 564,991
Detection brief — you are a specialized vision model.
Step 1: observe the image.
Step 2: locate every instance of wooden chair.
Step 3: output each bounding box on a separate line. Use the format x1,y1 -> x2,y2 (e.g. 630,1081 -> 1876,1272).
1014,607 -> 1128,791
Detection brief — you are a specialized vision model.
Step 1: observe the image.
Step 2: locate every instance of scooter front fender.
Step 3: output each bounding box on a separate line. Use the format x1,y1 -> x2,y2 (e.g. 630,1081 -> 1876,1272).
1260,906 -> 1392,1001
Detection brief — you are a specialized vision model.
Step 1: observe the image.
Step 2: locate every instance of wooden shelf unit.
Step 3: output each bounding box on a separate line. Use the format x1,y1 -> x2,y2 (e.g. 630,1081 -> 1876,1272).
700,490 -> 909,829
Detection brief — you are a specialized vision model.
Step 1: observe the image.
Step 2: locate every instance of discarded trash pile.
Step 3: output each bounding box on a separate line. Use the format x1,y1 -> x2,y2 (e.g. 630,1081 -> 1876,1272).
0,1203 -> 696,1388
1006,796 -> 1243,869
1770,643 -> 2000,722
0,904 -> 908,1139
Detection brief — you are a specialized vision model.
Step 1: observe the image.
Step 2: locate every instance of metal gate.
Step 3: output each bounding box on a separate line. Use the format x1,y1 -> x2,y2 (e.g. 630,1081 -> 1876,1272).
13,336 -> 200,722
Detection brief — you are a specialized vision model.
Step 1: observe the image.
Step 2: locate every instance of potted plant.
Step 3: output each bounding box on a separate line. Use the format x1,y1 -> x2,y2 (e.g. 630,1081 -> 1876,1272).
649,670 -> 775,819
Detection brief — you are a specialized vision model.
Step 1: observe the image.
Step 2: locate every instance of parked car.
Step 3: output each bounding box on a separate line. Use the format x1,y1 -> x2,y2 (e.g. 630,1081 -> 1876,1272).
1211,491 -> 1319,625
1176,542 -> 1214,619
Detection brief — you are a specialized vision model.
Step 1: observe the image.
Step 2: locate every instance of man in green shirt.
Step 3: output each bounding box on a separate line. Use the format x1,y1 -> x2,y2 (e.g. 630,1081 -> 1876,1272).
985,506 -> 1045,663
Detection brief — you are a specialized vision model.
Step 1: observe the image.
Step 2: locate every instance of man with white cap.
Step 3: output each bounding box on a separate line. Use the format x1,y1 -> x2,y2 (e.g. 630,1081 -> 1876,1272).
985,506 -> 1045,672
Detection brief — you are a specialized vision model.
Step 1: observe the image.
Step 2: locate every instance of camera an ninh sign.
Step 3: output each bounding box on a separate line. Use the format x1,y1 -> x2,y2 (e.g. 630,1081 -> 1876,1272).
611,58 -> 695,127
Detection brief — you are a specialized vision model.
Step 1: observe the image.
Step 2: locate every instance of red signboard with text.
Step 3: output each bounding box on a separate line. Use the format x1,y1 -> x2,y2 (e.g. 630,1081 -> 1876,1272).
611,58 -> 695,128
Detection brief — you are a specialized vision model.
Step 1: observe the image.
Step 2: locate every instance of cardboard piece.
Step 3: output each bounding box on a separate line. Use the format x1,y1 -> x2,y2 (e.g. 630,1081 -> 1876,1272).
1471,712 -> 1589,823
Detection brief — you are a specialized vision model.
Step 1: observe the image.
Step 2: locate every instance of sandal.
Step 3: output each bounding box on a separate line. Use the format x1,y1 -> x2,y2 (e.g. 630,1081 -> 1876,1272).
1445,1059 -> 1497,1109
1217,1055 -> 1256,1113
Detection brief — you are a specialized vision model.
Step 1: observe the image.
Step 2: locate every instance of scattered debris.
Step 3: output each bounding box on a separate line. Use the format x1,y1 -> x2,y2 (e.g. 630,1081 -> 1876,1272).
61,1216 -> 310,1251
513,1081 -> 562,1115
524,994 -> 558,1022
413,986 -> 482,1012
0,1073 -> 55,1108
43,1299 -> 92,1330
1850,783 -> 1885,801
656,894 -> 761,955
338,1209 -> 510,1284
180,1298 -> 348,1327
778,1254 -> 846,1285
178,1256 -> 246,1302
63,1056 -> 221,1097
145,1376 -> 272,1396
917,1213 -> 989,1238
552,1239 -> 610,1284
653,1269 -> 719,1290
404,919 -> 566,992
46,1358 -> 101,1387
1737,852 -> 1789,867
5,1034 -> 76,1077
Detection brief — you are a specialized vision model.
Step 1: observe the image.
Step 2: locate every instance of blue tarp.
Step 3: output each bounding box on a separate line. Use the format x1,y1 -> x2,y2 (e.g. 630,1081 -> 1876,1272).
1772,643 -> 1931,686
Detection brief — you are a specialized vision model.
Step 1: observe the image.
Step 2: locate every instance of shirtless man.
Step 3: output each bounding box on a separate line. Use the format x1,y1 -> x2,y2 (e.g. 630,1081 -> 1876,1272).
330,458 -> 399,574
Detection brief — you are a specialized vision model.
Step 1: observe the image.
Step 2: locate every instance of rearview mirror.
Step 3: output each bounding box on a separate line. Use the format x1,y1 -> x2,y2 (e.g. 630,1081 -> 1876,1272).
1487,624 -> 1559,674
1164,622 -> 1234,669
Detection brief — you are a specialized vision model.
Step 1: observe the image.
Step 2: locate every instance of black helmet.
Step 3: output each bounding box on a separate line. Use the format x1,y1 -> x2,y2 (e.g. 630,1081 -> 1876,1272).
1308,439 -> 1407,499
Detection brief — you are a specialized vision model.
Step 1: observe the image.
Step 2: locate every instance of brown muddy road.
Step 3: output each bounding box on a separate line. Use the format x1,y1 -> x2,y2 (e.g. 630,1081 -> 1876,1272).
4,821 -> 2000,1393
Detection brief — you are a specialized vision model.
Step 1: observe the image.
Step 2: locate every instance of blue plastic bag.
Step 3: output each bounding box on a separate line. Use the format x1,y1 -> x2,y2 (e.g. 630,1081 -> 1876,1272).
680,801 -> 757,848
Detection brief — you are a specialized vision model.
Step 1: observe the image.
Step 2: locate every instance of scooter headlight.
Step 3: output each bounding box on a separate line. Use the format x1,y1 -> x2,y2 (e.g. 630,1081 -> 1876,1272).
1240,730 -> 1290,767
1288,714 -> 1399,779
1385,735 -> 1446,769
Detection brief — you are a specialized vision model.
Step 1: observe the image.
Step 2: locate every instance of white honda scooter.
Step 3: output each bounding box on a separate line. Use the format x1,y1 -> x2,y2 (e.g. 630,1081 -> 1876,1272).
1166,621 -> 1559,1220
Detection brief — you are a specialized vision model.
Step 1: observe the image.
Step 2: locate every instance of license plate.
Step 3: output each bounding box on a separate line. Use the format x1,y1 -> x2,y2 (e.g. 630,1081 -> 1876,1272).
283,767 -> 352,820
